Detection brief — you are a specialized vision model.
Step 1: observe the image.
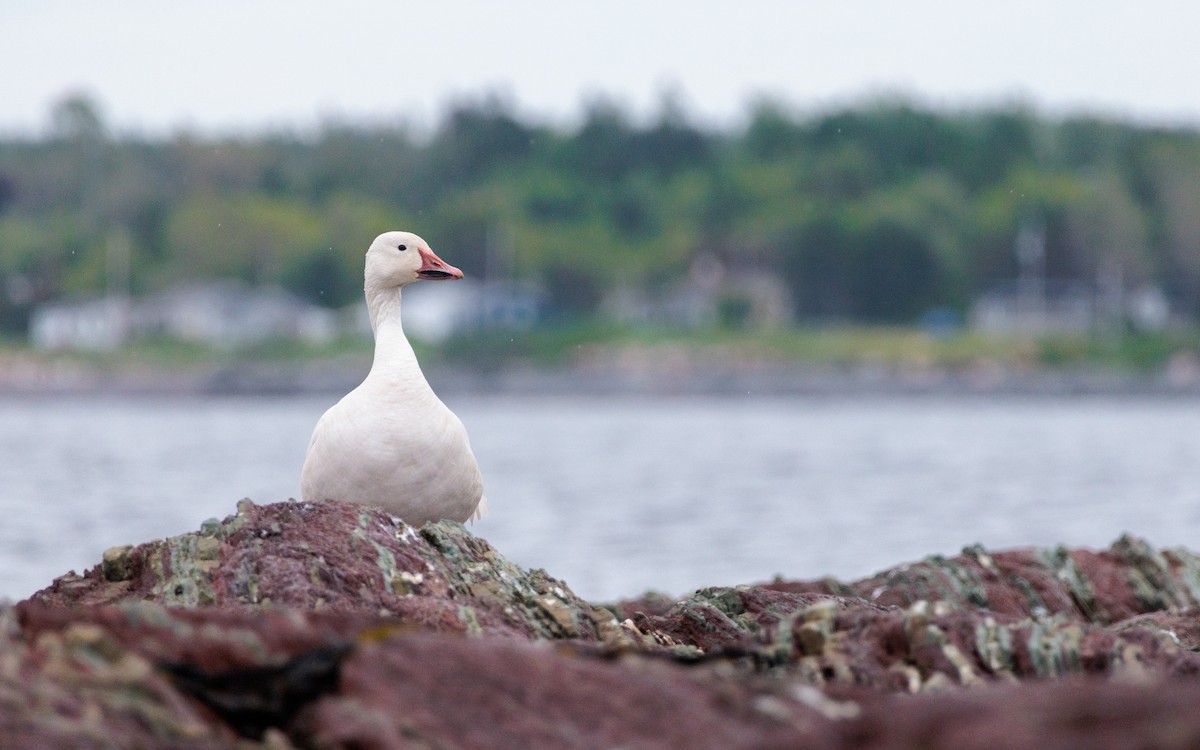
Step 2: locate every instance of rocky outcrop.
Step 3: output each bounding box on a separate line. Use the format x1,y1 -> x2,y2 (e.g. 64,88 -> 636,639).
33,498 -> 621,643
613,535 -> 1200,691
13,498 -> 1200,748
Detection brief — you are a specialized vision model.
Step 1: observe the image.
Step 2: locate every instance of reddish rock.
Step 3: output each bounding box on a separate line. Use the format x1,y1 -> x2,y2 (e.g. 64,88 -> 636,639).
840,677 -> 1200,750
10,599 -> 1200,749
1112,608 -> 1200,654
15,499 -> 1200,748
31,499 -> 623,644
765,535 -> 1200,626
0,606 -> 241,748
297,633 -> 830,750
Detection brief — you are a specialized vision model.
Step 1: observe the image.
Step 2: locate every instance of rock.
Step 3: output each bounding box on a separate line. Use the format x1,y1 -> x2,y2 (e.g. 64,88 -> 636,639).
15,498 -> 1200,748
11,601 -> 831,747
101,544 -> 135,581
11,599 -> 1200,748
618,536 -> 1200,691
293,631 -> 830,749
29,499 -> 624,644
765,536 -> 1200,625
0,605 -> 243,748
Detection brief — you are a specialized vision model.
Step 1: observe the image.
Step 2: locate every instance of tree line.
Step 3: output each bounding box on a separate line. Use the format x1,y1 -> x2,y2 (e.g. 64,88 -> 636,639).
1,92 -> 1199,337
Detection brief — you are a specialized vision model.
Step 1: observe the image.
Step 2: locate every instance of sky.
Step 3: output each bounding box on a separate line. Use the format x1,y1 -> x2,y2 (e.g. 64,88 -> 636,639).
4,0 -> 1200,137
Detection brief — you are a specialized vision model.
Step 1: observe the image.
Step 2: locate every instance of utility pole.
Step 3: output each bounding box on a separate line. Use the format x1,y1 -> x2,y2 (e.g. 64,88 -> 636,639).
482,224 -> 514,328
1096,258 -> 1124,340
106,227 -> 133,346
1015,218 -> 1046,332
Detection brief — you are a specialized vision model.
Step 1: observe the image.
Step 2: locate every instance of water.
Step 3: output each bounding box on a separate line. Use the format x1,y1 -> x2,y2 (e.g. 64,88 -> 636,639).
2,393 -> 1199,602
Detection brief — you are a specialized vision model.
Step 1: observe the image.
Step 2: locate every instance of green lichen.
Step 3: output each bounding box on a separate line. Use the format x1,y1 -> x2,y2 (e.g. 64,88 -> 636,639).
352,512 -> 406,596
973,616 -> 1014,676
457,605 -> 483,636
1036,546 -> 1097,621
1023,616 -> 1085,678
878,557 -> 962,605
414,520 -> 619,641
1113,534 -> 1189,613
1165,546 -> 1200,606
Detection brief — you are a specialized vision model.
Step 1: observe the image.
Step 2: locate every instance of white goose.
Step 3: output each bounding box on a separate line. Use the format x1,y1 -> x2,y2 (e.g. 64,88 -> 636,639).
300,231 -> 487,526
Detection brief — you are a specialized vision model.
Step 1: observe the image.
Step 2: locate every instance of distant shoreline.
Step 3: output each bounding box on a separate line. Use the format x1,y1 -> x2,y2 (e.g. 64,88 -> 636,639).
4,357 -> 1200,399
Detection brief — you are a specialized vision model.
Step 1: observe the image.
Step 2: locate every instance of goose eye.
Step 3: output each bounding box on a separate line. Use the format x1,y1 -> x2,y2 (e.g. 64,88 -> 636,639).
397,244 -> 407,251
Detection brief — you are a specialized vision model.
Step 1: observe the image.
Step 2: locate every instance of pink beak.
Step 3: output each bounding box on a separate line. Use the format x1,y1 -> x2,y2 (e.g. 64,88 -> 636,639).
417,248 -> 464,280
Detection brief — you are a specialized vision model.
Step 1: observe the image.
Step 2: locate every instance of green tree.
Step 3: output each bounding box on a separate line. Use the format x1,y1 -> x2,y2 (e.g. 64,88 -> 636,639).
6,92 -> 1200,336
1144,140 -> 1200,311
164,195 -> 323,286
427,94 -> 540,189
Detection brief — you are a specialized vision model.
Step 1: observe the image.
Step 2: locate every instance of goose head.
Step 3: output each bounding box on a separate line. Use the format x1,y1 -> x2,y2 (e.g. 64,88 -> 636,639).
365,230 -> 464,289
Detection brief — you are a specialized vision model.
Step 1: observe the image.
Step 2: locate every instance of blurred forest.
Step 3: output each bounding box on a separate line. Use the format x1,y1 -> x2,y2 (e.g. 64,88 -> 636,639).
2,92 -> 1200,339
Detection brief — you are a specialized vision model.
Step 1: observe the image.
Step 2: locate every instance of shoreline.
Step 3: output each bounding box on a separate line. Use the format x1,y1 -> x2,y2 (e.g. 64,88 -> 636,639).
4,356 -> 1200,399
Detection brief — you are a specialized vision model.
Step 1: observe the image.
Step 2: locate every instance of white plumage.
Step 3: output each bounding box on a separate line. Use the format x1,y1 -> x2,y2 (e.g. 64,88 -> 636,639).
300,231 -> 487,526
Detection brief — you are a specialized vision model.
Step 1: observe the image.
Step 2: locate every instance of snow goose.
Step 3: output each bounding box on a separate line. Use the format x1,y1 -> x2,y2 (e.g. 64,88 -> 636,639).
300,231 -> 487,525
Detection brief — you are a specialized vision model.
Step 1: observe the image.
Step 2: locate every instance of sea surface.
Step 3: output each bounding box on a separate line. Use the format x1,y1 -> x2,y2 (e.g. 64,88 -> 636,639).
2,392 -> 1199,602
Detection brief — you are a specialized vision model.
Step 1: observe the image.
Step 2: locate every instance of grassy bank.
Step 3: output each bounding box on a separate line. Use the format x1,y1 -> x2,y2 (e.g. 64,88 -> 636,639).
436,324 -> 1200,373
4,325 -> 1199,376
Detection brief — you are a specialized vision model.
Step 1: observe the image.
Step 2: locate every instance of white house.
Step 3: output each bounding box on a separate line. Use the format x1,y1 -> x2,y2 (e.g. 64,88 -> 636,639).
135,281 -> 336,347
401,279 -> 543,343
970,280 -> 1172,335
29,281 -> 337,351
29,297 -> 132,351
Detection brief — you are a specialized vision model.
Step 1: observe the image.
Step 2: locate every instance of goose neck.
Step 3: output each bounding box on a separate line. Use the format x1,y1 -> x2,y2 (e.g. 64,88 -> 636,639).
365,285 -> 424,381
